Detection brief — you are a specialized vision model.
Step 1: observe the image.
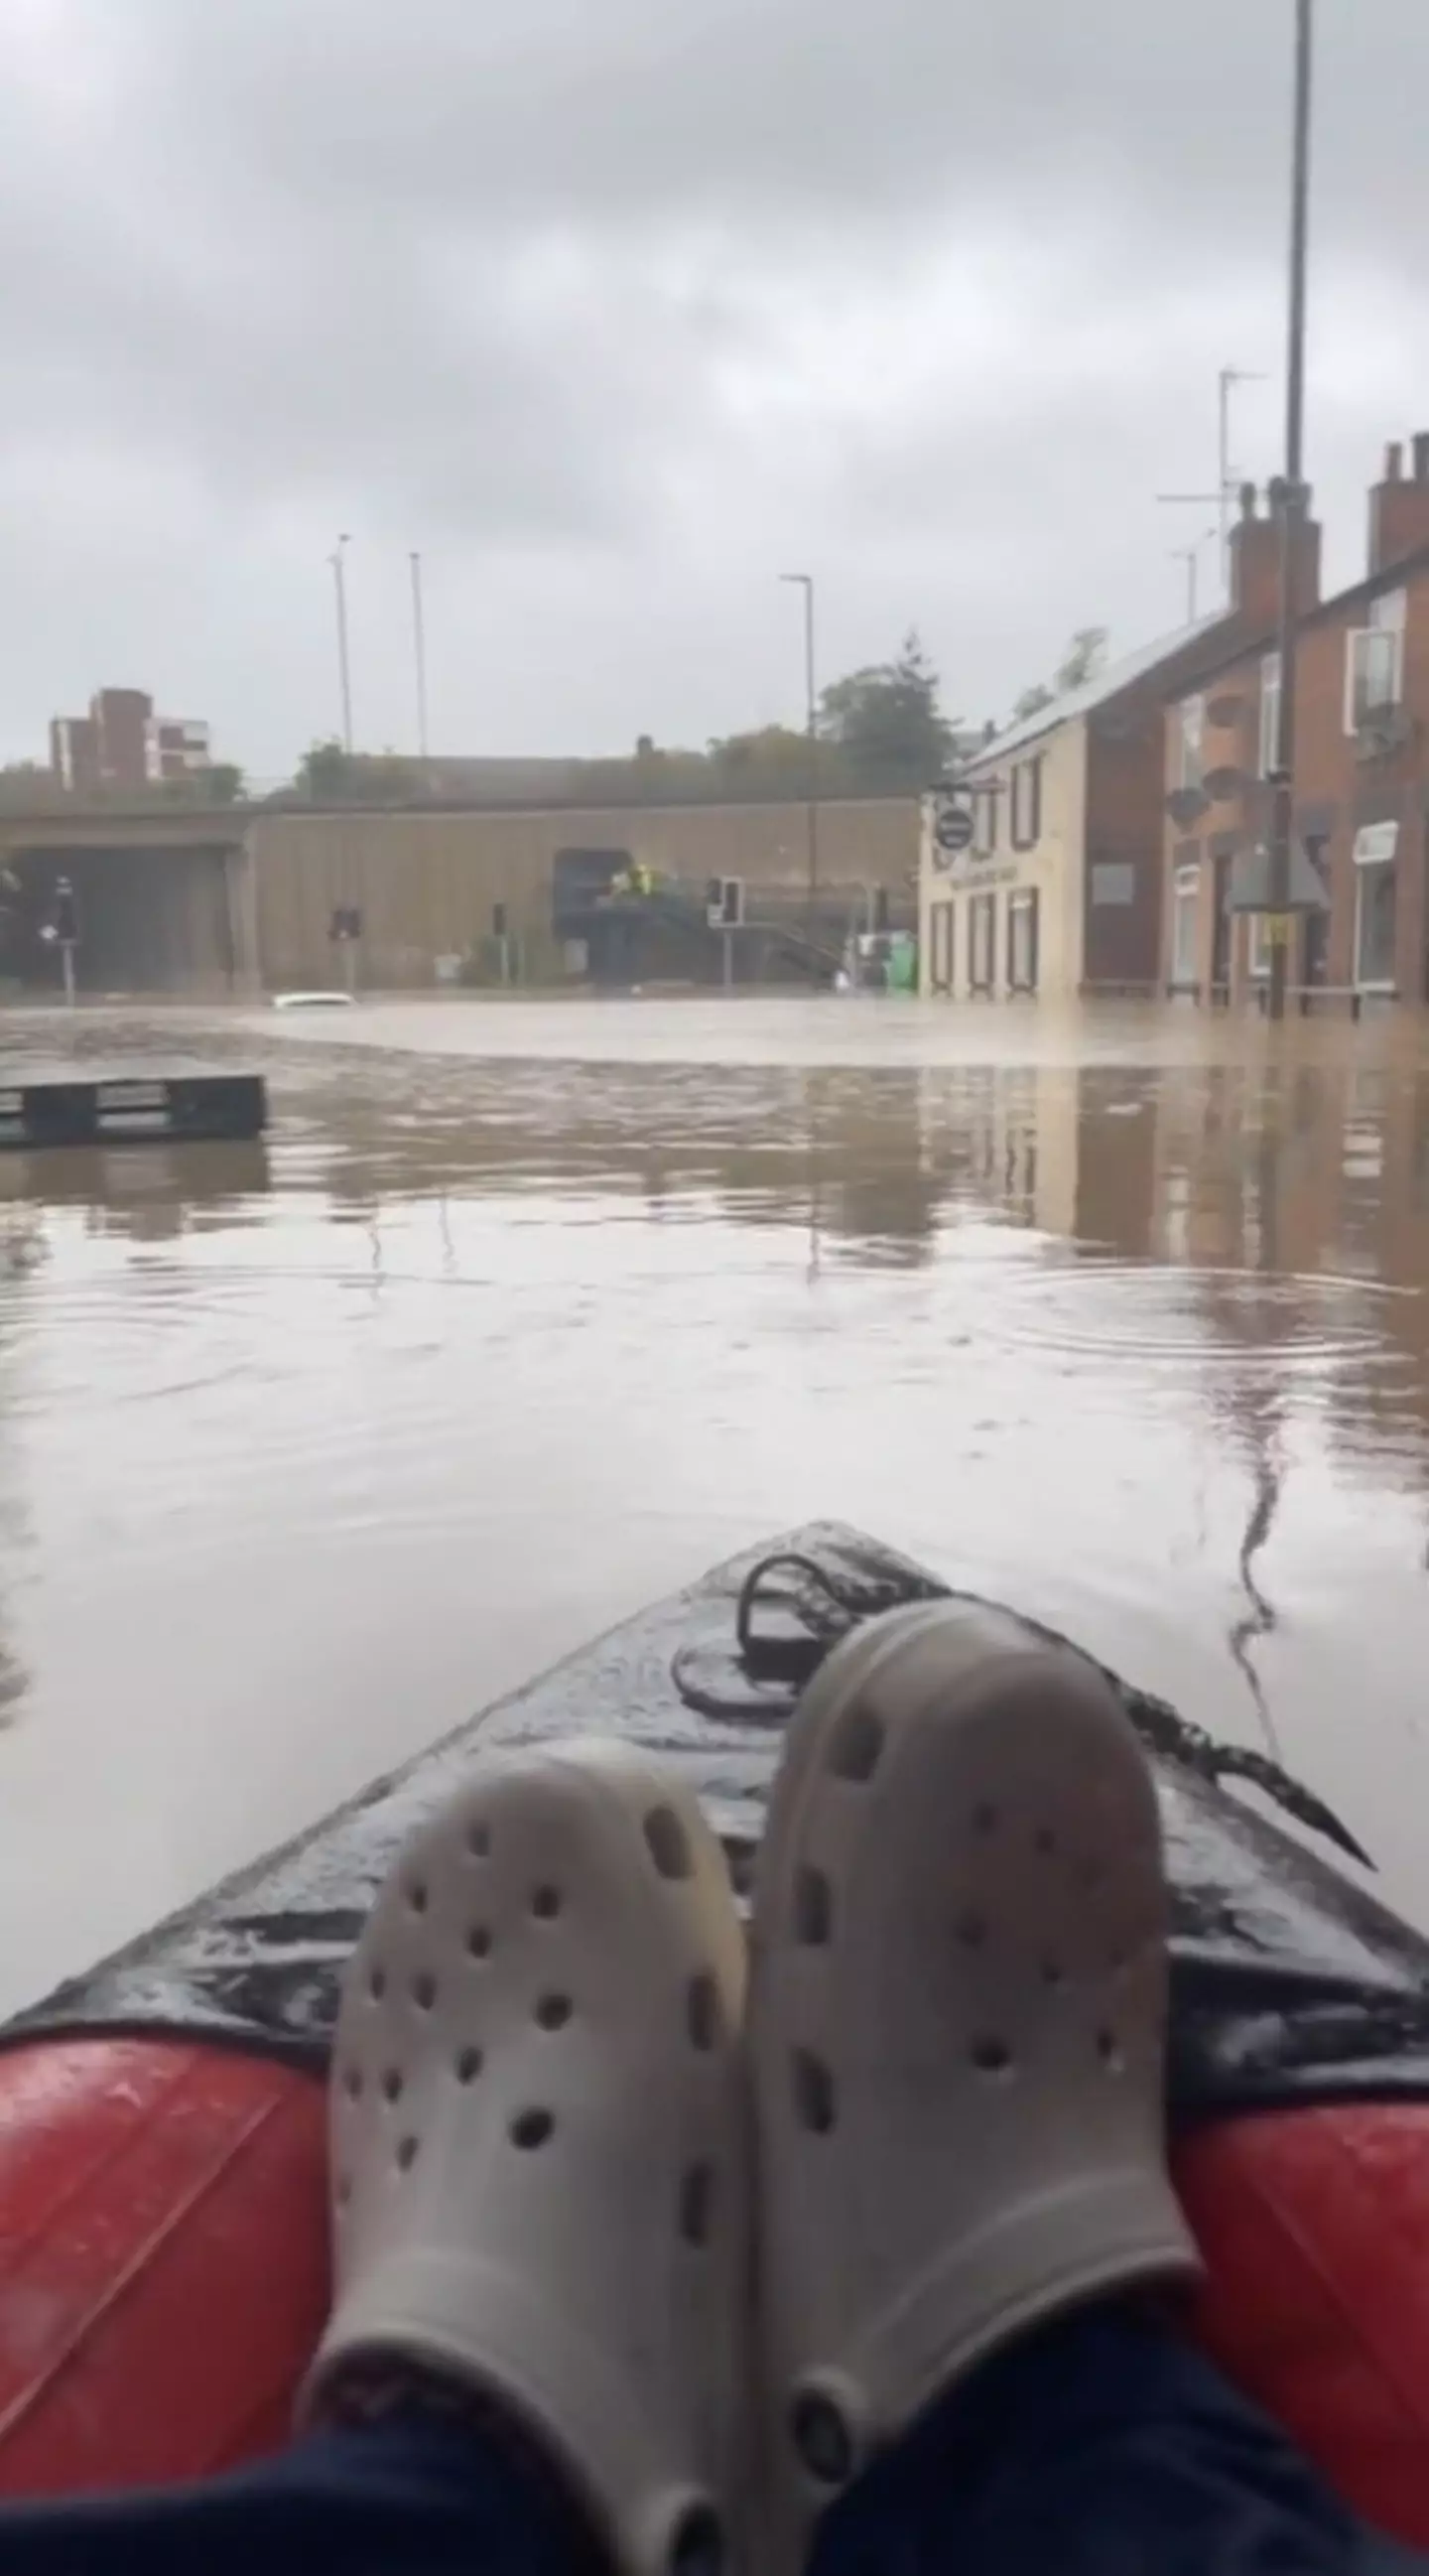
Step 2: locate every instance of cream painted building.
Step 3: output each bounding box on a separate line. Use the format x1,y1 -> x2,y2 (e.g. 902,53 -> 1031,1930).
920,717 -> 1089,1003
919,613 -> 1232,1004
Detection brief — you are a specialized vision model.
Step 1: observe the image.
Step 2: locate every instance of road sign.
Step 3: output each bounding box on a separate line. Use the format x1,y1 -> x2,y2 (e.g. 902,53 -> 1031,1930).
933,793 -> 974,856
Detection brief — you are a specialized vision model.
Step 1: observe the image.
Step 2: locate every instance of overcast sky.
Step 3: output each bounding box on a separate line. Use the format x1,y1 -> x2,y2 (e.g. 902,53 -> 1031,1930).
2,0 -> 1425,782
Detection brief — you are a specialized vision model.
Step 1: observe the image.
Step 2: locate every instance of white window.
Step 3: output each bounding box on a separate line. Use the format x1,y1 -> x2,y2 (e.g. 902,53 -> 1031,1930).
1354,820 -> 1399,990
1010,757 -> 1042,851
1007,889 -> 1039,992
1177,697 -> 1205,791
969,892 -> 997,991
1246,911 -> 1271,980
1345,591 -> 1406,733
1170,861 -> 1199,987
1258,652 -> 1281,779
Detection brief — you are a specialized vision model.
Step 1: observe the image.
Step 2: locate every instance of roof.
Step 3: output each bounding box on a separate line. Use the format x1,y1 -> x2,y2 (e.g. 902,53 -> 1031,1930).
965,610 -> 1227,769
1178,539 -> 1429,699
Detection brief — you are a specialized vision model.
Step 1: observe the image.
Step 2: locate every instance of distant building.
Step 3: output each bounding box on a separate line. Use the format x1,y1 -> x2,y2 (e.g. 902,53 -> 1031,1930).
50,689 -> 212,795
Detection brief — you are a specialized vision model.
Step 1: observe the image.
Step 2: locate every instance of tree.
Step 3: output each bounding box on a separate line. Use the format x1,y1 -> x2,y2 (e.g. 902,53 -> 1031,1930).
296,741 -> 423,804
0,763 -> 65,811
817,631 -> 957,785
1056,625 -> 1108,693
1012,626 -> 1110,727
708,725 -> 819,783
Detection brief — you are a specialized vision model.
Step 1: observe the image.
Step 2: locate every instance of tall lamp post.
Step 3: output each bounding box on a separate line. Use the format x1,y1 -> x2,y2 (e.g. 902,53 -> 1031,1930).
1265,0 -> 1315,1025
779,573 -> 820,946
410,550 -> 430,758
330,533 -> 354,753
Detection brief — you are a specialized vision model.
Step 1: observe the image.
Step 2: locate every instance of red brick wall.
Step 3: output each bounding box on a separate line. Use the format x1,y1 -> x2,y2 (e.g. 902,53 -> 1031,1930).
1161,557 -> 1429,1001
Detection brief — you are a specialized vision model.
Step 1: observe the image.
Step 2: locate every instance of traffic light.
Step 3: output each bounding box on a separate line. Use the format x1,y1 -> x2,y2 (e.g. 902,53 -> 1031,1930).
706,877 -> 744,928
53,879 -> 78,947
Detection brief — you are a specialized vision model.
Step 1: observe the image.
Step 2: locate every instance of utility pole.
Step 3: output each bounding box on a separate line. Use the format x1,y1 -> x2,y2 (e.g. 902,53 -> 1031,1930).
780,573 -> 820,948
330,533 -> 354,753
1266,0 -> 1315,1025
410,550 -> 430,758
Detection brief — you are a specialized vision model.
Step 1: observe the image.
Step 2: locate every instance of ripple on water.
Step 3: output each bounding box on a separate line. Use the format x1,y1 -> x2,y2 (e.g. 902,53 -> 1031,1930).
984,1261 -> 1415,1382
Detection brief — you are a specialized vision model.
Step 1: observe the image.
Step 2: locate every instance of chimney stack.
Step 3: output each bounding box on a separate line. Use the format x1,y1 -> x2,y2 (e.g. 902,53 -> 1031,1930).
1368,431 -> 1429,575
1229,480 -> 1321,628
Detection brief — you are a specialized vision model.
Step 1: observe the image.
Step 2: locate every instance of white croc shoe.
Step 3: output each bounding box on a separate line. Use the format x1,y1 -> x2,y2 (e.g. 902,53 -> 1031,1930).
749,1600 -> 1201,2537
305,1736 -> 749,2576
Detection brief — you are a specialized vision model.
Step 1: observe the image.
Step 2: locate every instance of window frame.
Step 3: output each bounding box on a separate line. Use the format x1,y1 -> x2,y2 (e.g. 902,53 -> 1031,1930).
1169,859 -> 1200,989
1010,755 -> 1042,852
1353,823 -> 1400,994
1006,887 -> 1040,994
1344,620 -> 1405,735
969,891 -> 998,993
1178,695 -> 1206,791
1258,651 -> 1281,779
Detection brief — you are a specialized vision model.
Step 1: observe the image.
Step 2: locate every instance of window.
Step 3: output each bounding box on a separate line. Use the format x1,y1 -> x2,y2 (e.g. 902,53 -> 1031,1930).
1178,697 -> 1206,791
975,785 -> 999,852
969,892 -> 998,991
1354,820 -> 1399,990
1246,911 -> 1271,980
1007,889 -> 1039,993
1010,756 -> 1042,851
929,900 -> 954,994
1091,862 -> 1134,907
1169,859 -> 1199,988
1345,592 -> 1406,734
1258,652 -> 1281,779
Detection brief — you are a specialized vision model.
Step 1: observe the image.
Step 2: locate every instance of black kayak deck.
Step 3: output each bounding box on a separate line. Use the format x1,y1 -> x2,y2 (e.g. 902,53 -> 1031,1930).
7,1524 -> 1429,2120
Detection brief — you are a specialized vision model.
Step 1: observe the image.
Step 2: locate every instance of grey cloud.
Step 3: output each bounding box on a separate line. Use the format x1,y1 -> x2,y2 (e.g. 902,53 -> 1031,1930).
0,0 -> 1423,773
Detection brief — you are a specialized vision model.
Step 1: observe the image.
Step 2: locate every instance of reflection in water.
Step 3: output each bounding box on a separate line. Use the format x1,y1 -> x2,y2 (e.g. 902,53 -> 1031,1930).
0,1002 -> 1426,2016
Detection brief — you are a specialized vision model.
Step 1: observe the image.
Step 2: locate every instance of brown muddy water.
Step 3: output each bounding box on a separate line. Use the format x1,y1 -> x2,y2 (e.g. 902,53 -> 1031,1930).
1,993 -> 1428,2018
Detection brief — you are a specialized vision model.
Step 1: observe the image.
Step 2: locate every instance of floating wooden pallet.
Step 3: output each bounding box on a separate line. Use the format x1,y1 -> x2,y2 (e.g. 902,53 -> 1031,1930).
0,1069 -> 267,1150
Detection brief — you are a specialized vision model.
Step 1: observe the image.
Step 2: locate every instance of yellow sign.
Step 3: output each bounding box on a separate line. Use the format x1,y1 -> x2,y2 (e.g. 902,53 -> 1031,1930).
1262,912 -> 1293,947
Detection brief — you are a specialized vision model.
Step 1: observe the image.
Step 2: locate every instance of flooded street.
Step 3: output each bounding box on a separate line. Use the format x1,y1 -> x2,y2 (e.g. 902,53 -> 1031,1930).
1,994 -> 1427,2017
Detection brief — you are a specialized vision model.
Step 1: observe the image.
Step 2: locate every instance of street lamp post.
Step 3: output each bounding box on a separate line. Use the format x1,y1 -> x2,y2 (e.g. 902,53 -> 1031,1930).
779,573 -> 820,948
1265,0 -> 1315,1025
410,550 -> 430,759
330,534 -> 354,753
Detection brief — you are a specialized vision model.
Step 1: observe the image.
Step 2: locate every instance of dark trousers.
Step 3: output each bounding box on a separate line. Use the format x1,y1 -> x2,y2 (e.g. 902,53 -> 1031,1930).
0,2314 -> 1421,2576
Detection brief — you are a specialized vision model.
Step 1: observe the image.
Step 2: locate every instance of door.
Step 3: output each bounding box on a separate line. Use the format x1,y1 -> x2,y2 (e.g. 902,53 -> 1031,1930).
929,900 -> 954,994
1211,855 -> 1232,996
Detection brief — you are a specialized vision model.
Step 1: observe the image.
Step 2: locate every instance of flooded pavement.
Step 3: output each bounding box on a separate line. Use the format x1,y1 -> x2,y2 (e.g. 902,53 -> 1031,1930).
0,994 -> 1427,2017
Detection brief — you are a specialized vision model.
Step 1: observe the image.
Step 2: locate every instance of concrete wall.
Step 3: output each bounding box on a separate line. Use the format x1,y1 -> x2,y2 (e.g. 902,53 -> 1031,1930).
249,797 -> 919,989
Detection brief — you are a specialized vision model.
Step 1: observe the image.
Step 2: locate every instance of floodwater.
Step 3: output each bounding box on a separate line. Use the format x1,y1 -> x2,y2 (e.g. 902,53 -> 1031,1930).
1,993 -> 1428,2018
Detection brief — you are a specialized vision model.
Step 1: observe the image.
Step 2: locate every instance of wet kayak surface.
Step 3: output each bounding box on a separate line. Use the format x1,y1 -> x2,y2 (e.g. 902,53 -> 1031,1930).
0,993 -> 1425,2014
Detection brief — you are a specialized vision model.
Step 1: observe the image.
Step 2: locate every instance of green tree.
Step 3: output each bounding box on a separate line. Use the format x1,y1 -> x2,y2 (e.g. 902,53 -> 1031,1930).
1056,625 -> 1108,692
297,741 -> 423,804
1012,626 -> 1110,727
817,631 -> 956,785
